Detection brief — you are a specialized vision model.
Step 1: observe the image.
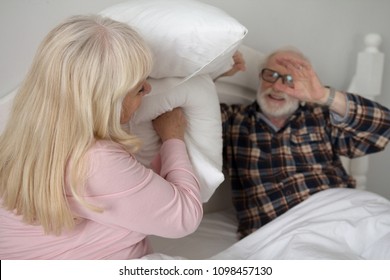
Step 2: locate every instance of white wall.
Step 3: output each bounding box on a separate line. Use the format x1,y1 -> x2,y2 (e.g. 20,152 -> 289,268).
0,0 -> 389,199
0,0 -> 125,96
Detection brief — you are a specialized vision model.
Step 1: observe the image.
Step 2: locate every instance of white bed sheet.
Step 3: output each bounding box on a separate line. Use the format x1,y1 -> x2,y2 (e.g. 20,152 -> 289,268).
147,188 -> 390,260
211,188 -> 390,260
149,208 -> 238,259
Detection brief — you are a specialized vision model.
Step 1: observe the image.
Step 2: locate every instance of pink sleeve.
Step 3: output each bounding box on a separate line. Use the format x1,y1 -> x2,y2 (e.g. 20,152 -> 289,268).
68,139 -> 203,238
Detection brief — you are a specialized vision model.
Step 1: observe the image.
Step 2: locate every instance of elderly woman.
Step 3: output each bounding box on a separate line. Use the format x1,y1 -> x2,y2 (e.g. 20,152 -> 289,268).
0,15 -> 202,259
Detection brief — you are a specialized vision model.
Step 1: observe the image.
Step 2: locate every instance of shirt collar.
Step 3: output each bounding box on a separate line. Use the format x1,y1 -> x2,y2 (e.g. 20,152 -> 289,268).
253,101 -> 306,132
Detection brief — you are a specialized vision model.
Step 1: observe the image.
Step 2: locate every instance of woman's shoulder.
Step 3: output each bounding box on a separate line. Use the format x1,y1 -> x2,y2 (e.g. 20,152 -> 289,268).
87,140 -> 133,159
86,140 -> 138,174
82,140 -> 151,196
91,139 -> 123,151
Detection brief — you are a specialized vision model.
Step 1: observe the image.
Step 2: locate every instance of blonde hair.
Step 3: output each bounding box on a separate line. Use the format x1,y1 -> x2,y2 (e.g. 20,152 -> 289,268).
0,15 -> 153,234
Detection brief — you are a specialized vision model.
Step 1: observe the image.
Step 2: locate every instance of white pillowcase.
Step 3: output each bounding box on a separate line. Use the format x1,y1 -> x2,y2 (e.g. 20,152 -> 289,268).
100,0 -> 247,79
129,75 -> 224,202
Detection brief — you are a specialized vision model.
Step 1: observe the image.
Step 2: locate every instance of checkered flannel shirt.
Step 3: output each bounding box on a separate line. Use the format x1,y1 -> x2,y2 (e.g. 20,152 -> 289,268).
220,93 -> 390,238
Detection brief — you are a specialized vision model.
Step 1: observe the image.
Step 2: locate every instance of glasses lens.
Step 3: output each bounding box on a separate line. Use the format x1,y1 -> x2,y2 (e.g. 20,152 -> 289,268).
284,74 -> 293,85
261,69 -> 294,86
261,69 -> 279,83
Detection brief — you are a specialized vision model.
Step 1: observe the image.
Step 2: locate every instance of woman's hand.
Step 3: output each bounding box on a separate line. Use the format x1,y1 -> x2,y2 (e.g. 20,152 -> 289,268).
152,107 -> 187,142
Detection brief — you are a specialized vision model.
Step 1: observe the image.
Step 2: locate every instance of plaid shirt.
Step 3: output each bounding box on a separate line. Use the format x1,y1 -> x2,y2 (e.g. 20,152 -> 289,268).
221,93 -> 390,238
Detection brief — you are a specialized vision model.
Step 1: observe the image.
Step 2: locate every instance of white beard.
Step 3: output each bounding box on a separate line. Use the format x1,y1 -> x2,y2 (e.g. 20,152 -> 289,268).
256,87 -> 299,119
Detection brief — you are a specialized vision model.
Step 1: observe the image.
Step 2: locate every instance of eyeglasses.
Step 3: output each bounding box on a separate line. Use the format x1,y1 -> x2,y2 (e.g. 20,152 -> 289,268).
260,68 -> 294,86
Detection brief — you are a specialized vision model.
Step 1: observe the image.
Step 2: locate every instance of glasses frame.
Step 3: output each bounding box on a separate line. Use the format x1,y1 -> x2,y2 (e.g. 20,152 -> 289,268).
260,68 -> 294,86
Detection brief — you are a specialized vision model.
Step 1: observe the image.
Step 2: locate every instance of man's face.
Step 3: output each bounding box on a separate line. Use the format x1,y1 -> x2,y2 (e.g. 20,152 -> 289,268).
256,51 -> 300,120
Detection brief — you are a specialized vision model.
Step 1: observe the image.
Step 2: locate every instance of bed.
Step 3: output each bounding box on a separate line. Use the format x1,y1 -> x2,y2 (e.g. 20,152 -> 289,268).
144,36 -> 390,260
1,0 -> 389,261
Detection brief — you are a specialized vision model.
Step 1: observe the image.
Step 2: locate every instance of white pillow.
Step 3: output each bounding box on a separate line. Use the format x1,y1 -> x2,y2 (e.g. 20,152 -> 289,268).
99,0 -> 247,79
129,75 -> 224,202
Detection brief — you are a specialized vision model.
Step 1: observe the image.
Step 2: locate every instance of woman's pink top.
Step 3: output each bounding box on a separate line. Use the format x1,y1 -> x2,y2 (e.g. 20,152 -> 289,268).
0,139 -> 202,259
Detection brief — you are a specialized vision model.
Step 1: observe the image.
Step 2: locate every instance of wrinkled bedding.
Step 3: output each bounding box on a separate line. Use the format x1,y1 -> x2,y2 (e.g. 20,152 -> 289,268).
147,189 -> 390,260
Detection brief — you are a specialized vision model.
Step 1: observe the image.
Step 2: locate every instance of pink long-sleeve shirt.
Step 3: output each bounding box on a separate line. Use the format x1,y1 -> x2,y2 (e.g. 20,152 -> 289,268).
0,139 -> 202,259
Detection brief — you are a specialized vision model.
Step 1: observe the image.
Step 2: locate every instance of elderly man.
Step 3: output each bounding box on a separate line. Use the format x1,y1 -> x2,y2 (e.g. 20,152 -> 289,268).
219,49 -> 390,238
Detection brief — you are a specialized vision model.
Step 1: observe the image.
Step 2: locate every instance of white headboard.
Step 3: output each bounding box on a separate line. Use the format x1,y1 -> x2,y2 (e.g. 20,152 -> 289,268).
343,33 -> 384,190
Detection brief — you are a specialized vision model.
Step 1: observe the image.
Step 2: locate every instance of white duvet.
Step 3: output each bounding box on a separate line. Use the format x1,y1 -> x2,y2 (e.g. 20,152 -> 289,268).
147,188 -> 390,260
211,188 -> 390,260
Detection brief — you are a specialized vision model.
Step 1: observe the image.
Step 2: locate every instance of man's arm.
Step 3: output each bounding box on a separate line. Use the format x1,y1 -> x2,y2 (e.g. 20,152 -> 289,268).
214,51 -> 246,81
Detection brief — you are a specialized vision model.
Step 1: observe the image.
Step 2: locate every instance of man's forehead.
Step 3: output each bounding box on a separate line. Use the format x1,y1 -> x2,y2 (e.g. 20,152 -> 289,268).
266,50 -> 305,67
271,50 -> 302,60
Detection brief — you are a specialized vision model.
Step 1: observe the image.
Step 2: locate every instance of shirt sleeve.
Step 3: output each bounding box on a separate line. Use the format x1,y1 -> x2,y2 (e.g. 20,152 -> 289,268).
68,139 -> 203,238
330,93 -> 390,157
330,92 -> 349,122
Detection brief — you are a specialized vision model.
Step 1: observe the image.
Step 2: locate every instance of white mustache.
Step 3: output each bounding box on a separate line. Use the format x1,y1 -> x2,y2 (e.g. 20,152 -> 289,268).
263,88 -> 288,99
257,87 -> 300,119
